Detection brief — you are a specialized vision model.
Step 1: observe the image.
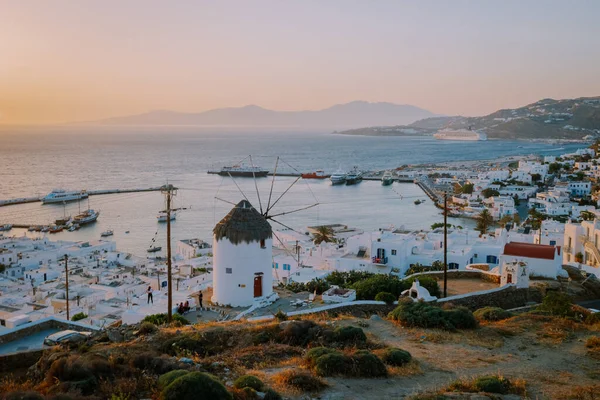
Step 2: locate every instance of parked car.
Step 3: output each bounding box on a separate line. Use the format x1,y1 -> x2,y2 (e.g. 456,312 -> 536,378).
43,330 -> 92,346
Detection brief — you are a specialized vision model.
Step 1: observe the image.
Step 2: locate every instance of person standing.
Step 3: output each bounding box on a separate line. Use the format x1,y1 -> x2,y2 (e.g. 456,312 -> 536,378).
147,286 -> 153,304
198,291 -> 203,311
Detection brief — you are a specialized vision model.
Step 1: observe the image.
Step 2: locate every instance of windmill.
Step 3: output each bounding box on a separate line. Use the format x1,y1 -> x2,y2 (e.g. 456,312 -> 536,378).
211,155 -> 319,307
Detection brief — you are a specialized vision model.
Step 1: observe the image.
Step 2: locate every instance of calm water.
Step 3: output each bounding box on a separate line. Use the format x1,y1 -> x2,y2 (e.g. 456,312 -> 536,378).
0,128 -> 584,255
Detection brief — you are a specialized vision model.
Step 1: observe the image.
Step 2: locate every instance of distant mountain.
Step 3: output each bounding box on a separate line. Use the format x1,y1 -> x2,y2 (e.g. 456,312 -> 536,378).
80,101 -> 436,130
337,97 -> 600,140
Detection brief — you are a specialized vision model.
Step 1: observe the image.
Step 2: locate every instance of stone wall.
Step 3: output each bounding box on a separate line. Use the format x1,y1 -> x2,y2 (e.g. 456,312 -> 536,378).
0,317 -> 100,345
0,349 -> 44,373
437,286 -> 543,311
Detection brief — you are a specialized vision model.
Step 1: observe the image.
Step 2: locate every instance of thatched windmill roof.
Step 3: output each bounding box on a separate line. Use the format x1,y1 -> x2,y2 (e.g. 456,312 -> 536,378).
213,200 -> 273,245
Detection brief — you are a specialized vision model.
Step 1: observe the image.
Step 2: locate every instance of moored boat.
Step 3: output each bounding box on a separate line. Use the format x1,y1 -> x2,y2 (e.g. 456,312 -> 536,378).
211,164 -> 269,177
101,229 -> 114,237
381,171 -> 394,186
73,209 -> 99,225
49,225 -> 64,233
301,170 -> 329,179
330,169 -> 347,185
42,189 -> 88,204
157,210 -> 176,222
0,224 -> 12,232
147,246 -> 162,253
345,166 -> 363,185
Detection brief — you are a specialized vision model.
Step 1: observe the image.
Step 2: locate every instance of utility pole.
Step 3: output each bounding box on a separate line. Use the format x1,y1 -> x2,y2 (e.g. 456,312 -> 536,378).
64,254 -> 70,321
161,184 -> 177,322
443,192 -> 448,298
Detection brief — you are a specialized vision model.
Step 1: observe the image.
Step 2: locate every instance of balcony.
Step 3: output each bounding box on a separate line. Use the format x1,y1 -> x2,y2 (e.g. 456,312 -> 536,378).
372,256 -> 388,265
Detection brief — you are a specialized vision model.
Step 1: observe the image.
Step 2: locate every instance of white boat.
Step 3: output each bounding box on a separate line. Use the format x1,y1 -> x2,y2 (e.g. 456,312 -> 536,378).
345,166 -> 363,185
100,229 -> 113,237
68,224 -> 80,232
433,127 -> 487,141
381,171 -> 394,186
157,210 -> 176,222
42,189 -> 88,204
211,164 -> 269,177
330,169 -> 347,185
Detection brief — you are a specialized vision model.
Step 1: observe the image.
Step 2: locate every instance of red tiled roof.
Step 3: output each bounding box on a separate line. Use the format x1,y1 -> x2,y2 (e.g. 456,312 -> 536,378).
503,242 -> 558,260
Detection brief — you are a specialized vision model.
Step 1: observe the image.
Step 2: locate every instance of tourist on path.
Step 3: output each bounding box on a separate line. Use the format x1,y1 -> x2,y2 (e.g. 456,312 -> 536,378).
147,286 -> 153,304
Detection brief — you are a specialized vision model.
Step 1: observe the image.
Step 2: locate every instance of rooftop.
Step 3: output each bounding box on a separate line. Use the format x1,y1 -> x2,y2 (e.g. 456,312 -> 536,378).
503,242 -> 558,260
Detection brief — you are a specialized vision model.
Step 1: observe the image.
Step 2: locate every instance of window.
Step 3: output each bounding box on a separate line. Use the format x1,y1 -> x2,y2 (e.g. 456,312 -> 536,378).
225,268 -> 232,274
549,240 -> 556,246
449,262 -> 459,270
260,239 -> 266,249
486,255 -> 498,264
283,264 -> 290,271
391,249 -> 397,256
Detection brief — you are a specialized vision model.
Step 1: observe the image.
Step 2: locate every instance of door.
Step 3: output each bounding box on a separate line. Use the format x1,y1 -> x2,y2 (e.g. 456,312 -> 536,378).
507,273 -> 512,284
254,275 -> 263,298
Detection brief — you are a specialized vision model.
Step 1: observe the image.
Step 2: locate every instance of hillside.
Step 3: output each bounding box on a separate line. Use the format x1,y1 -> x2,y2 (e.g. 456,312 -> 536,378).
337,97 -> 600,140
77,101 -> 436,130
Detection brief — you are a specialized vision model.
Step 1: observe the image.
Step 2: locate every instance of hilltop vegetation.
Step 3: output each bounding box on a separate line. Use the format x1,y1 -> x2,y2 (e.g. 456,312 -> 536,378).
337,96 -> 600,140
1,289 -> 599,400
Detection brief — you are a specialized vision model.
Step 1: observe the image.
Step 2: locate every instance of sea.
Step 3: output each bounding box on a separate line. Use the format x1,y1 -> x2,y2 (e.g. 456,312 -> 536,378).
0,128 -> 586,256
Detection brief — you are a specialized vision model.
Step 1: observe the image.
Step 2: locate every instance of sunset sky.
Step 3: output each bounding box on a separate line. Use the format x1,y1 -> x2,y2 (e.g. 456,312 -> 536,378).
1,0 -> 599,124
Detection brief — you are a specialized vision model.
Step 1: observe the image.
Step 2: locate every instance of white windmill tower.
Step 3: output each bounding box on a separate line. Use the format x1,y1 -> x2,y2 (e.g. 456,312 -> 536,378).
211,156 -> 318,307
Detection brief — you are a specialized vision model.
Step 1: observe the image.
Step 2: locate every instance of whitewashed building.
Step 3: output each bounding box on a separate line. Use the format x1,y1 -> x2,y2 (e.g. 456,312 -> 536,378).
499,242 -> 563,278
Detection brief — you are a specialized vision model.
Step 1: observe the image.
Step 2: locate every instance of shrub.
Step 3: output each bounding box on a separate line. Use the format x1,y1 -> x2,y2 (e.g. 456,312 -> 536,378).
46,355 -> 111,394
405,276 -> 441,298
274,310 -> 287,321
71,312 -> 88,322
446,306 -> 478,329
161,372 -> 232,400
138,322 -> 158,335
389,301 -> 476,330
305,278 -> 331,295
474,307 -> 512,322
325,271 -> 375,286
263,389 -> 284,400
473,375 -> 511,394
539,291 -> 573,317
143,313 -> 190,326
274,369 -> 327,392
389,302 -> 452,330
586,336 -> 600,349
374,292 -> 396,304
352,274 -> 405,300
333,326 -> 367,344
279,320 -> 318,346
233,375 -> 264,391
131,352 -> 180,374
314,353 -> 352,376
158,370 -> 190,389
305,347 -> 340,366
351,350 -> 387,377
381,348 -> 412,366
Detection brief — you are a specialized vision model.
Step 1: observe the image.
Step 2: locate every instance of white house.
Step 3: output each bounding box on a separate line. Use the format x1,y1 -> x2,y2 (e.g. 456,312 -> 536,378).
568,181 -> 592,197
211,200 -> 274,307
499,242 -> 562,278
176,238 -> 212,260
485,196 -> 516,220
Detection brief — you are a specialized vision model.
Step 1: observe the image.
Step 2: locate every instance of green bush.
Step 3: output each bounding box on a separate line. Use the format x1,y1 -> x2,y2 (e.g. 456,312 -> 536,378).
143,313 -> 190,326
138,322 -> 158,335
71,312 -> 88,322
333,326 -> 367,344
474,307 -> 512,322
374,292 -> 396,304
158,370 -> 190,389
446,306 -> 478,329
305,347 -> 340,366
325,271 -> 375,286
473,375 -> 511,394
305,278 -> 331,295
352,274 -> 405,300
381,348 -> 412,366
388,301 -> 452,330
405,276 -> 441,298
233,375 -> 264,391
161,372 -> 232,400
263,389 -> 283,400
274,309 -> 288,321
275,370 -> 327,392
314,353 -> 352,376
539,291 -> 573,317
351,350 -> 387,377
4,392 -> 44,400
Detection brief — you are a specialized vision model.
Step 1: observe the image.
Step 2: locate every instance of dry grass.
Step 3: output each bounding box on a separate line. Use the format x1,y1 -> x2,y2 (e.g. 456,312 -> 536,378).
566,384 -> 600,400
407,329 -> 454,344
0,376 -> 35,394
462,327 -> 505,348
272,368 -> 328,393
387,360 -> 423,377
585,335 -> 600,359
447,373 -> 527,396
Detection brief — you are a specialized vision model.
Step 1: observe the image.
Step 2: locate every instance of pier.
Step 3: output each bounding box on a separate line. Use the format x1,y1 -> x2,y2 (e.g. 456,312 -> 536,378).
0,187 -> 163,208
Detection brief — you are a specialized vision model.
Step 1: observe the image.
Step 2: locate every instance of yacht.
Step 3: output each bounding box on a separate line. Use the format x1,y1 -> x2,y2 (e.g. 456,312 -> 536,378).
49,225 -> 64,233
101,229 -> 114,237
147,246 -> 162,253
212,164 -> 269,177
330,169 -> 347,185
42,189 -> 88,204
73,209 -> 99,225
381,171 -> 394,186
0,224 -> 12,232
345,167 -> 363,185
433,126 -> 487,141
68,224 -> 80,232
157,210 -> 176,222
